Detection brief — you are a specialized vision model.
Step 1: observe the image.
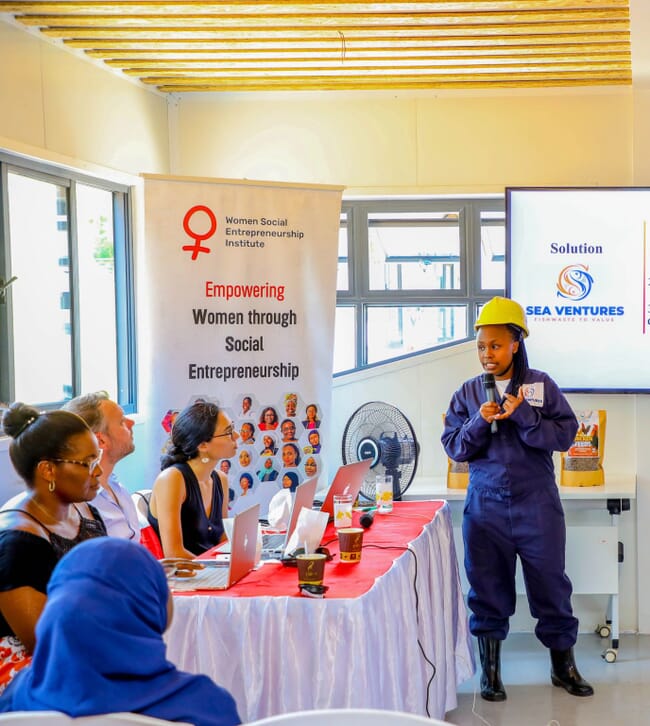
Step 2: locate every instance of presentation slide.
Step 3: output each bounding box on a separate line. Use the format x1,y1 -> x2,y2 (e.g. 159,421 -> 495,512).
507,188 -> 650,392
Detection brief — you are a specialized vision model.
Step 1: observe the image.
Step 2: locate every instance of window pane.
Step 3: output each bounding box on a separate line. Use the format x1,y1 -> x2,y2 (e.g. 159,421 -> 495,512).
8,172 -> 72,402
367,305 -> 467,364
368,211 -> 461,291
76,184 -> 118,398
337,213 -> 349,291
480,211 -> 505,289
333,306 -> 356,373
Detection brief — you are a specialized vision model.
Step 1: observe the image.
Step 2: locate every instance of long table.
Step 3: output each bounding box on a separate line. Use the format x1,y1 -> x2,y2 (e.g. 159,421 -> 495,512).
164,501 -> 474,721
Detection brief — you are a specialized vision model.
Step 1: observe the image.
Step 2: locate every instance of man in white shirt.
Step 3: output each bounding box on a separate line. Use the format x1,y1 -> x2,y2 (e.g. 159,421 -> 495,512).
64,392 -> 140,540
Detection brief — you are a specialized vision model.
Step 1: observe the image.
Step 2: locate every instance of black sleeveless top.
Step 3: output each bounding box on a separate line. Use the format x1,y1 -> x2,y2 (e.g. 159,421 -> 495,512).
0,504 -> 107,637
148,463 -> 225,555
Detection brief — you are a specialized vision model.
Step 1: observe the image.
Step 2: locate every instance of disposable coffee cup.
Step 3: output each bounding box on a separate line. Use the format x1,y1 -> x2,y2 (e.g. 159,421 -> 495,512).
337,527 -> 364,563
296,553 -> 327,585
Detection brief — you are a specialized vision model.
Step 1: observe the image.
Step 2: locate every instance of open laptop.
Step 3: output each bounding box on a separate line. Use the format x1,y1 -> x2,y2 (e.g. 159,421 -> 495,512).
319,459 -> 373,522
169,503 -> 260,592
261,476 -> 318,558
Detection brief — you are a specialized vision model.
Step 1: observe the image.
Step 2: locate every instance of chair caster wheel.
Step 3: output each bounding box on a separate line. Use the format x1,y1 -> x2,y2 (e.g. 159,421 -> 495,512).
602,648 -> 617,663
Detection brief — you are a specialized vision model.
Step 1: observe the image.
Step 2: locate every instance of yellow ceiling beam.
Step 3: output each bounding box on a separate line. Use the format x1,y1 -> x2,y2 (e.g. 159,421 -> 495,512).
87,43 -> 631,59
154,74 -> 630,93
126,60 -> 631,77
39,21 -> 630,40
13,9 -> 630,29
102,51 -> 631,67
0,1 -> 632,14
69,33 -> 630,50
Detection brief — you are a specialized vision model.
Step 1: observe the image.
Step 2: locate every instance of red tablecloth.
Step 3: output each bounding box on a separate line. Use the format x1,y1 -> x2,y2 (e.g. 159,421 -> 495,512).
176,500 -> 444,599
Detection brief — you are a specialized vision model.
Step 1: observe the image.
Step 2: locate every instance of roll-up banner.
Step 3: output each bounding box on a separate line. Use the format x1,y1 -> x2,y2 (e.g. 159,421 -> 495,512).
142,175 -> 343,515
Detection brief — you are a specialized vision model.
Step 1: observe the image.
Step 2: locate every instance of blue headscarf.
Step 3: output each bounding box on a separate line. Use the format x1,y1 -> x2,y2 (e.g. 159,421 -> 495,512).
0,538 -> 240,726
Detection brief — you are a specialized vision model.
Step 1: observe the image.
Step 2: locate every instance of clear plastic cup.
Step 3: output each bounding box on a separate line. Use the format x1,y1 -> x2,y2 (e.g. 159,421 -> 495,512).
333,493 -> 353,528
375,475 -> 394,514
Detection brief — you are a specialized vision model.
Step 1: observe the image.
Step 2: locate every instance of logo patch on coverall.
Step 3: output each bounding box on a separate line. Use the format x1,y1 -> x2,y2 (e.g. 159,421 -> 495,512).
522,382 -> 544,407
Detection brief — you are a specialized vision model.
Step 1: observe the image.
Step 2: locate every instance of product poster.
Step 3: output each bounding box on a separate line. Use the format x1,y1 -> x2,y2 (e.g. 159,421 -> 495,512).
142,175 -> 343,514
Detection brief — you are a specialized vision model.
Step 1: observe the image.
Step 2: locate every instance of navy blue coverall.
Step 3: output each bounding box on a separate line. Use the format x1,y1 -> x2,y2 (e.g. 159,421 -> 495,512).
441,369 -> 579,650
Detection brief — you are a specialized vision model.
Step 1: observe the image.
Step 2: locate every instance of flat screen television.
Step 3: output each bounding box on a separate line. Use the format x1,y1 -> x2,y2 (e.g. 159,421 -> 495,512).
507,187 -> 650,393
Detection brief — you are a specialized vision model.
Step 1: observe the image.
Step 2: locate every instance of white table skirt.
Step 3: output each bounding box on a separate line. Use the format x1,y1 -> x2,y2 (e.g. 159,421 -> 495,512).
165,502 -> 475,721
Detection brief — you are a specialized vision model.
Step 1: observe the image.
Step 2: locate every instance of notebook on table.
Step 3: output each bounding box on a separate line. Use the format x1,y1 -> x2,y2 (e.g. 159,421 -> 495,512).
261,476 -> 318,558
169,503 -> 260,592
318,459 -> 373,522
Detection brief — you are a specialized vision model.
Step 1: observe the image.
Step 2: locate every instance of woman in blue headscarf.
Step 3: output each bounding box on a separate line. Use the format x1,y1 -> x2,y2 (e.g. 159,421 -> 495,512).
0,537 -> 241,726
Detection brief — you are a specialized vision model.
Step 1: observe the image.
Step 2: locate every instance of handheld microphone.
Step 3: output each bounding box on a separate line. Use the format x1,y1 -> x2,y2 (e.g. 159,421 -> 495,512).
482,373 -> 498,434
359,510 -> 375,529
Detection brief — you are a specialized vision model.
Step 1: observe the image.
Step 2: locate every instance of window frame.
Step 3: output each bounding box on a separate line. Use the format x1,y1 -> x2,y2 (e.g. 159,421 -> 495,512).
0,151 -> 137,412
335,196 -> 505,375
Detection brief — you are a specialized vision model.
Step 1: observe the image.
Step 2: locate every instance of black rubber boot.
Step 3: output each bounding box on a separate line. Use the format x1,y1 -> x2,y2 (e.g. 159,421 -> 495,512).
478,636 -> 507,701
550,647 -> 594,697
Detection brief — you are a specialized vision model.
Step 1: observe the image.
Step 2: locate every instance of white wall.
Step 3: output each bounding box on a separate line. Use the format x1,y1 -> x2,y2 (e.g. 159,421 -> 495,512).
0,19 -> 169,176
170,88 -> 633,194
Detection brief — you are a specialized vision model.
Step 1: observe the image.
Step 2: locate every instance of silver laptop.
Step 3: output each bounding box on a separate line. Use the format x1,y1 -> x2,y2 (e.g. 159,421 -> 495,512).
169,503 -> 260,592
261,477 -> 318,558
319,459 -> 373,522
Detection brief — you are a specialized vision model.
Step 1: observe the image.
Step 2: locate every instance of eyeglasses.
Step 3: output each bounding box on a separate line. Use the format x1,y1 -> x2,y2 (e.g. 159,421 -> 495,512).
212,426 -> 235,439
51,450 -> 103,475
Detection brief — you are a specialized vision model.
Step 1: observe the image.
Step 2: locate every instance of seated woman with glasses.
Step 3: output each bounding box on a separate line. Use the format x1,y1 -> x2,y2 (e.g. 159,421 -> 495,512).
0,537 -> 241,726
0,402 -> 107,694
148,399 -> 239,558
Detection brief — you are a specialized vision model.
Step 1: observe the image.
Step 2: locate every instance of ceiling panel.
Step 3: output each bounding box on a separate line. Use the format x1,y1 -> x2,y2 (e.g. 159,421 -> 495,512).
0,1 -> 632,92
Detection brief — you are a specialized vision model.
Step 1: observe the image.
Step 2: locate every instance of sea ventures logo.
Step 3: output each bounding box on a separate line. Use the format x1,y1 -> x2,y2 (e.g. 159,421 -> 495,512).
525,263 -> 624,321
556,264 -> 593,301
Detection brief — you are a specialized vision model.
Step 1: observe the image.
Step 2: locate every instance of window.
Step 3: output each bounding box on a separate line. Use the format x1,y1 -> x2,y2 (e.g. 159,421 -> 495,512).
0,153 -> 136,410
334,198 -> 505,374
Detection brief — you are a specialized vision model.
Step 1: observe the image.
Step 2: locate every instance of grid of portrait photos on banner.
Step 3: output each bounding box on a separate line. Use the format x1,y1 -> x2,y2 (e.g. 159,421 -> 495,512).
218,393 -> 323,518
160,393 -> 323,519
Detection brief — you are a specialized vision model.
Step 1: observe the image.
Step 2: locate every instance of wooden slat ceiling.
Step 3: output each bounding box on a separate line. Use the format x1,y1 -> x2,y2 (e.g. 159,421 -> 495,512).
0,1 -> 632,93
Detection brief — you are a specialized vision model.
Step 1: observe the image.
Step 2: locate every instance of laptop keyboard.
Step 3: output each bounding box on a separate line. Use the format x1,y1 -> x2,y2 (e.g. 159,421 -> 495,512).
169,566 -> 229,591
261,533 -> 285,550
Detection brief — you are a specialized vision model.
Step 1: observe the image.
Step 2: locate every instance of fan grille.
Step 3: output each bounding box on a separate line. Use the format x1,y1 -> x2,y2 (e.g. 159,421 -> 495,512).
341,401 -> 420,501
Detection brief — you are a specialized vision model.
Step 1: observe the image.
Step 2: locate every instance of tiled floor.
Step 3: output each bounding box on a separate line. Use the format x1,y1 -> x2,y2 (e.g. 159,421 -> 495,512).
445,632 -> 650,726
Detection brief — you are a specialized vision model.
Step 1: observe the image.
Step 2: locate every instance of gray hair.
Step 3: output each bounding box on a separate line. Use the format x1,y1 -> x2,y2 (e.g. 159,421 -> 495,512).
63,391 -> 110,433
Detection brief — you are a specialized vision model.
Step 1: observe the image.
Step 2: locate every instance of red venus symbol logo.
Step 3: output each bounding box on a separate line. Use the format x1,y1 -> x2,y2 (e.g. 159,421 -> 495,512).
182,205 -> 217,260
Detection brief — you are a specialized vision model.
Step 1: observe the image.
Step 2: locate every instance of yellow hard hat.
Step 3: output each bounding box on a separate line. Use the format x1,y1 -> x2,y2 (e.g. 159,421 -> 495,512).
474,296 -> 529,337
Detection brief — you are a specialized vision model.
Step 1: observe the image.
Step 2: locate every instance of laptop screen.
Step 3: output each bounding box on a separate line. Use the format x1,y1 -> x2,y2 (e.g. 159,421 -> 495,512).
319,459 -> 373,520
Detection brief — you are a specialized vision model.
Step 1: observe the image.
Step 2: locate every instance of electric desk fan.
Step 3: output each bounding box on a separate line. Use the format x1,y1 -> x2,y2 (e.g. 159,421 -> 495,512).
341,401 -> 420,502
